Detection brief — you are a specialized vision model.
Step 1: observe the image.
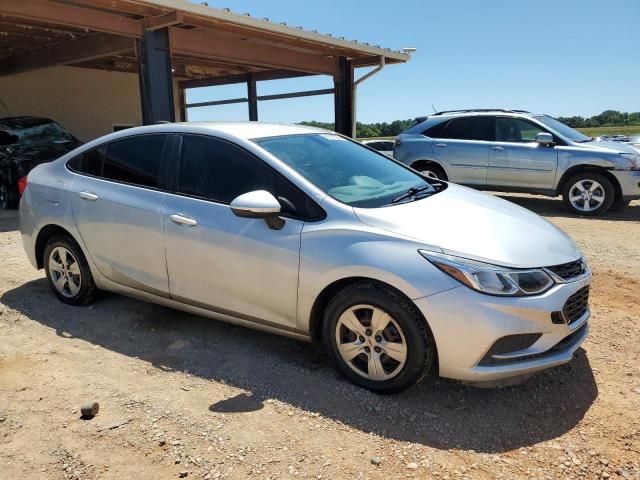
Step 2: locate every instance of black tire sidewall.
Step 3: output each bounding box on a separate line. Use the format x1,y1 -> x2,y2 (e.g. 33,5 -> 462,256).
43,235 -> 96,306
0,181 -> 17,210
563,173 -> 615,216
418,164 -> 446,181
323,283 -> 435,394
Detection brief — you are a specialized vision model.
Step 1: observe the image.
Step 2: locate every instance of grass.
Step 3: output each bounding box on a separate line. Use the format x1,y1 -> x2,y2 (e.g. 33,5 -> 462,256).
577,126 -> 640,137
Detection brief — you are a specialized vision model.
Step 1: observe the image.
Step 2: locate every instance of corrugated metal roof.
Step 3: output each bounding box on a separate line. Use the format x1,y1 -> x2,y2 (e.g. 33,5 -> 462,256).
136,0 -> 411,63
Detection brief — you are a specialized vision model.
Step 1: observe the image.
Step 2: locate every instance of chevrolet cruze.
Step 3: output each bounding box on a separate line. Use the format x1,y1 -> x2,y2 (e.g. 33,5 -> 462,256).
19,123 -> 591,393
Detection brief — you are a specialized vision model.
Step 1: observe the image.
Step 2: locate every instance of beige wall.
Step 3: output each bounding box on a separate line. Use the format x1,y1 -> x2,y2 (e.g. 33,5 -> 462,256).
0,66 -> 182,142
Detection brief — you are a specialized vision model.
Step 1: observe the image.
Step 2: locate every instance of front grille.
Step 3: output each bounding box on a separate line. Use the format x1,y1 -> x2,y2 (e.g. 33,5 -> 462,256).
546,259 -> 585,280
562,286 -> 589,325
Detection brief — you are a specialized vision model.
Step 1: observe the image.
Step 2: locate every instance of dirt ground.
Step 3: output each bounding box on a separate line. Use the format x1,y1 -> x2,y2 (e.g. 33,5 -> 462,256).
1,195 -> 639,480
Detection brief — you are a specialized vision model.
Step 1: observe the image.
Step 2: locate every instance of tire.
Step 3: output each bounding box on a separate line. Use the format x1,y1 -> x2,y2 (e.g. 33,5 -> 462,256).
562,172 -> 615,216
610,198 -> 630,212
322,282 -> 436,394
0,181 -> 18,210
413,163 -> 447,181
44,235 -> 97,306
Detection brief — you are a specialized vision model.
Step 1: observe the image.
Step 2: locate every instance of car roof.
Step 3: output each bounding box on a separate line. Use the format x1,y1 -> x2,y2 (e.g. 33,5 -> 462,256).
428,109 -> 541,119
112,121 -> 329,140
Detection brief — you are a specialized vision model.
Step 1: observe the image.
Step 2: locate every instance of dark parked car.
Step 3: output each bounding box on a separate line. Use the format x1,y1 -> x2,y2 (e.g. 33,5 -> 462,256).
0,117 -> 80,209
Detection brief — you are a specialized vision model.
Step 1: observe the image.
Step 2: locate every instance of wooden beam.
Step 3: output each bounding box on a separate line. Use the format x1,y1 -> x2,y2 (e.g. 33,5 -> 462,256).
0,0 -> 142,37
144,11 -> 183,31
65,0 -> 167,17
170,27 -> 336,76
0,33 -> 134,76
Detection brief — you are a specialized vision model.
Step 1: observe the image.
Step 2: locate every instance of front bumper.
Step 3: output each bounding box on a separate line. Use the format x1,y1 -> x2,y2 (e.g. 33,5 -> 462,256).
611,170 -> 640,200
414,272 -> 591,382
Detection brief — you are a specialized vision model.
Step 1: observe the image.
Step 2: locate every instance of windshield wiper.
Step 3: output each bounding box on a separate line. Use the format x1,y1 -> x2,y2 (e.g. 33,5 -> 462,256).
391,184 -> 433,204
576,137 -> 593,143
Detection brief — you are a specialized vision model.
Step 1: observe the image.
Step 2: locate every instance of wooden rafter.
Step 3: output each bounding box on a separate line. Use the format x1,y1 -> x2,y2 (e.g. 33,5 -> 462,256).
0,0 -> 142,37
0,32 -> 134,76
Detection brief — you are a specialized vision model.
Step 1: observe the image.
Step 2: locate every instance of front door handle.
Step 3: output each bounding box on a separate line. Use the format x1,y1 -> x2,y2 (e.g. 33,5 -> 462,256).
169,213 -> 198,227
434,143 -> 448,148
79,191 -> 98,201
491,146 -> 505,151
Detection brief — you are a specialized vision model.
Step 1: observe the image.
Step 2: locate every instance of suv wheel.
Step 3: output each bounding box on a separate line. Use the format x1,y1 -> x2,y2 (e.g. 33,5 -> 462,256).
323,282 -> 435,394
418,165 -> 446,181
562,172 -> 615,216
44,235 -> 97,305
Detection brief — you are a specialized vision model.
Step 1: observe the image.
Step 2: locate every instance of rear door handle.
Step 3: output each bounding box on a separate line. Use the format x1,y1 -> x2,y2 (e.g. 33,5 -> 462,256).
434,143 -> 447,148
79,191 -> 98,201
491,146 -> 505,151
169,213 -> 198,227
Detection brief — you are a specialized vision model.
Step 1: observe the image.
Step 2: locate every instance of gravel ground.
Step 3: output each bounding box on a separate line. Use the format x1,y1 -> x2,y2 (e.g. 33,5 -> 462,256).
1,195 -> 639,480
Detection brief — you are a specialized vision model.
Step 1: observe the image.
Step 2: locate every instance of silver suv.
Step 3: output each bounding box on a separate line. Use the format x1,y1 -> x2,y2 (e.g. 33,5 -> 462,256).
394,109 -> 640,215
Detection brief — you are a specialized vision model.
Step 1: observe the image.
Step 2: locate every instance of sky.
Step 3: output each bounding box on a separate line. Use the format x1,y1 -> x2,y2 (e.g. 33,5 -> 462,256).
186,0 -> 640,124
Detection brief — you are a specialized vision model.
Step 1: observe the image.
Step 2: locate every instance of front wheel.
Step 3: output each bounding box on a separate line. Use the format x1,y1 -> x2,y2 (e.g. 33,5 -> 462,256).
44,235 -> 97,305
562,172 -> 615,216
323,283 -> 436,394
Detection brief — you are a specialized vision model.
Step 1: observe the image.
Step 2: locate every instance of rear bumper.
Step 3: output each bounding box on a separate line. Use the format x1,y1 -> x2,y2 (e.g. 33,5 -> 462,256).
19,194 -> 39,269
414,273 -> 591,382
611,170 -> 640,199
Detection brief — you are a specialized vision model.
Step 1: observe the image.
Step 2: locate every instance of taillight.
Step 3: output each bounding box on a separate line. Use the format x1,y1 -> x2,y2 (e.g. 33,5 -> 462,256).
18,176 -> 27,195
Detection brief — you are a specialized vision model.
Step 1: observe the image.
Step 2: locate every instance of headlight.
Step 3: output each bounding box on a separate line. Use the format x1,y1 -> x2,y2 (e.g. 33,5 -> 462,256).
419,251 -> 554,296
620,153 -> 640,170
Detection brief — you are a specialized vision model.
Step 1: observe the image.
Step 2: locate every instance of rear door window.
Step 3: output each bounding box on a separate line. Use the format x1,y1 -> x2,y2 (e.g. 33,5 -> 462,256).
438,117 -> 494,141
102,135 -> 168,188
67,147 -> 105,177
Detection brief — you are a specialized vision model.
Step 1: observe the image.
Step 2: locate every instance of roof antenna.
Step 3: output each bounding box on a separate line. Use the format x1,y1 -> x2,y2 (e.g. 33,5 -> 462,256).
431,105 -> 437,113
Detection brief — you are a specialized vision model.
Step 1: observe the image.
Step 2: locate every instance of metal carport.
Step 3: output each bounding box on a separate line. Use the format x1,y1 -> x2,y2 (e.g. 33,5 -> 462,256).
0,0 -> 410,138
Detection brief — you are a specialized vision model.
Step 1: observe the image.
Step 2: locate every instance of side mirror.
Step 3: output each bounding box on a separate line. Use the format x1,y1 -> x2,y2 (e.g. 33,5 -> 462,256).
535,132 -> 554,145
230,190 -> 284,229
0,130 -> 18,146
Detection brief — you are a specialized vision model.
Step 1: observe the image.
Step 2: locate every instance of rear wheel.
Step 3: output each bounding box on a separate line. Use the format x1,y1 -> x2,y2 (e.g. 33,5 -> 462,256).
44,235 -> 97,305
323,282 -> 435,394
562,172 -> 615,216
0,181 -> 18,210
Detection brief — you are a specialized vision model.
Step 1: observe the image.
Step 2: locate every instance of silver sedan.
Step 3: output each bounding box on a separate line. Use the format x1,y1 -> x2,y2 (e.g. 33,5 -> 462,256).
20,123 -> 590,393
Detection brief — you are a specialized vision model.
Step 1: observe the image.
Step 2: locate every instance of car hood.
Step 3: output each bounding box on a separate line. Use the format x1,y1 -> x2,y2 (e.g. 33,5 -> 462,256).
353,184 -> 581,269
580,139 -> 639,154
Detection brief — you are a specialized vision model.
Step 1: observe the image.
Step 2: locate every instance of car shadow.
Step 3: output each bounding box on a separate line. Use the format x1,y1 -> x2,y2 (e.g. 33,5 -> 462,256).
495,193 -> 640,221
2,279 -> 598,453
0,210 -> 19,232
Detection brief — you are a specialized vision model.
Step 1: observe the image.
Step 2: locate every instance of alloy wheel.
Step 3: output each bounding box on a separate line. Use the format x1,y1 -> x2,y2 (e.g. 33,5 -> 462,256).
48,246 -> 82,298
568,179 -> 606,212
420,170 -> 440,180
0,184 -> 7,210
334,304 -> 408,381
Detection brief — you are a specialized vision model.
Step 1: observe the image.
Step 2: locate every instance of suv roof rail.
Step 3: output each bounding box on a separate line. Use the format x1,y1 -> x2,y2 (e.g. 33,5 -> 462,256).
431,109 -> 530,116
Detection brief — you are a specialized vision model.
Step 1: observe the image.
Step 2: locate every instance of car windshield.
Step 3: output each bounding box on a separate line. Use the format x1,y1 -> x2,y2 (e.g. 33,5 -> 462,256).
4,118 -> 75,146
254,133 -> 439,207
534,115 -> 591,143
